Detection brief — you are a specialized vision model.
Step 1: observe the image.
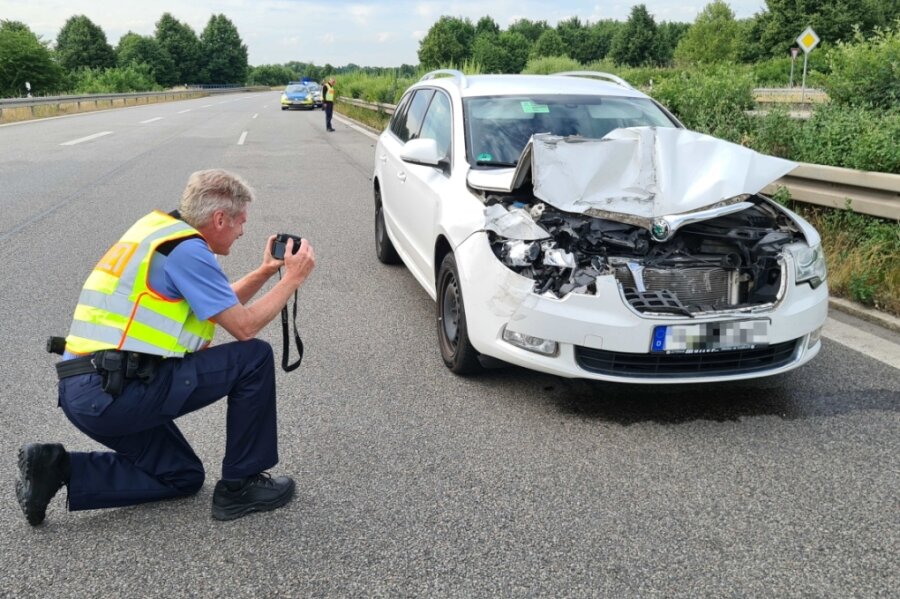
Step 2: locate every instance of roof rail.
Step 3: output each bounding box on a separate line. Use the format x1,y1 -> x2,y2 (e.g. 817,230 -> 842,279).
553,71 -> 635,90
419,69 -> 468,88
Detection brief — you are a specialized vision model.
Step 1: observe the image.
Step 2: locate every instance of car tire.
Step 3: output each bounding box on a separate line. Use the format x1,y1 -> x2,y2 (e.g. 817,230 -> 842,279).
436,253 -> 482,374
374,186 -> 401,265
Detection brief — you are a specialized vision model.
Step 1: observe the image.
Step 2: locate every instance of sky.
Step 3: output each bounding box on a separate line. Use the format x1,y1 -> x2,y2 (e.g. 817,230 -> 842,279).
2,0 -> 768,67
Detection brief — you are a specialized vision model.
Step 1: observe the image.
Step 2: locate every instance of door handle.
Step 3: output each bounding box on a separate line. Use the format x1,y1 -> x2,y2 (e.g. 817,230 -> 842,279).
379,154 -> 387,163
397,171 -> 407,182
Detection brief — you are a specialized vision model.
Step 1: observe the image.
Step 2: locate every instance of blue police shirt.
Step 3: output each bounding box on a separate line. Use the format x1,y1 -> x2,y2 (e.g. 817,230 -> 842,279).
149,237 -> 239,320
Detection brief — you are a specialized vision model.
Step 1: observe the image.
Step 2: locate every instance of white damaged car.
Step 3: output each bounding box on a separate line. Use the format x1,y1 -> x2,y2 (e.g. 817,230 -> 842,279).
372,70 -> 828,383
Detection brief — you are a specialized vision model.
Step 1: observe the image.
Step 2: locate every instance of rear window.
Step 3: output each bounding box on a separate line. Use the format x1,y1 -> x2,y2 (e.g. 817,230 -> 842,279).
463,94 -> 677,167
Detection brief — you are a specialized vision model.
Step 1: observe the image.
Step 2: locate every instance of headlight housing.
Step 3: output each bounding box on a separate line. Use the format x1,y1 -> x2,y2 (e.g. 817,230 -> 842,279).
792,244 -> 827,288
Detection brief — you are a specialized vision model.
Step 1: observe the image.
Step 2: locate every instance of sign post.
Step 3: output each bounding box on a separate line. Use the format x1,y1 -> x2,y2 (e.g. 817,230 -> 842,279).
789,47 -> 799,88
796,26 -> 820,105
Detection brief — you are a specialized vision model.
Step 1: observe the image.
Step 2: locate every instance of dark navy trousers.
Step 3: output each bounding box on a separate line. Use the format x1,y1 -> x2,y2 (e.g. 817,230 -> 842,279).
325,102 -> 334,129
58,339 -> 278,511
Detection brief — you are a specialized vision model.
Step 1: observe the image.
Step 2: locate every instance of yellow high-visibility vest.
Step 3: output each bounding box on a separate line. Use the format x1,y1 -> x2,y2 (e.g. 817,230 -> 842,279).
66,210 -> 216,357
325,84 -> 335,102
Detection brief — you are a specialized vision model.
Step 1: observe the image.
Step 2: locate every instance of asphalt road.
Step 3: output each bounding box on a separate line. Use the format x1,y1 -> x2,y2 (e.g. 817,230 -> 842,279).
0,92 -> 897,598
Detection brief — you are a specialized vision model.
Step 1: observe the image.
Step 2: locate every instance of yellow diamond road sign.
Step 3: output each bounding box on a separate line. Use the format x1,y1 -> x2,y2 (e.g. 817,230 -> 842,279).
797,26 -> 820,53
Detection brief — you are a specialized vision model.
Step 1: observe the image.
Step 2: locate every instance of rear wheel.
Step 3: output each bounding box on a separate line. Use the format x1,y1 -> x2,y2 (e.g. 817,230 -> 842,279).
374,186 -> 401,264
436,253 -> 482,374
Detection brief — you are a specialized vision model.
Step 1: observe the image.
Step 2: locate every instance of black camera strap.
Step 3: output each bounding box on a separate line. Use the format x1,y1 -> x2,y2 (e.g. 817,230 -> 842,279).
278,270 -> 304,372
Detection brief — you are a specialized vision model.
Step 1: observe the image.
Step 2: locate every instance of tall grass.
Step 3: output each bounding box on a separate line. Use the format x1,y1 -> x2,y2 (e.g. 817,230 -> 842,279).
796,204 -> 900,313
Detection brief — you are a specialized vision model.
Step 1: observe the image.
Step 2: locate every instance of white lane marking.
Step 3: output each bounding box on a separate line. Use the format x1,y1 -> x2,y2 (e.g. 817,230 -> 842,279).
178,109 -> 191,114
823,318 -> 900,370
237,131 -> 248,145
202,104 -> 213,108
60,131 -> 113,146
140,117 -> 163,124
252,113 -> 259,119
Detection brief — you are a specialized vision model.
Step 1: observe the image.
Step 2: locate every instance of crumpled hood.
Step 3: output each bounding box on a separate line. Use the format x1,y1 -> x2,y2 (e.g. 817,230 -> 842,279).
468,127 -> 797,222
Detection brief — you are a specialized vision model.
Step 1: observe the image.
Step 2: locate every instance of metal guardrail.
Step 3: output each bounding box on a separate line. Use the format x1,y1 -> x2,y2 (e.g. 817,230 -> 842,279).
0,87 -> 270,121
753,87 -> 829,104
765,164 -> 900,220
339,96 -> 396,115
343,96 -> 898,220
0,91 -> 194,108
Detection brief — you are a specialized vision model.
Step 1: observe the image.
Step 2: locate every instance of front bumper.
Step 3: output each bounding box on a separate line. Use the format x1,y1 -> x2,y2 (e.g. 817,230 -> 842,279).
456,232 -> 828,384
282,99 -> 315,109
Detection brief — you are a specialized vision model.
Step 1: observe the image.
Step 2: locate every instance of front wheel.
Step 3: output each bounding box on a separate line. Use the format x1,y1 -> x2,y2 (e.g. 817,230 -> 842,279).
374,186 -> 401,265
436,253 -> 482,374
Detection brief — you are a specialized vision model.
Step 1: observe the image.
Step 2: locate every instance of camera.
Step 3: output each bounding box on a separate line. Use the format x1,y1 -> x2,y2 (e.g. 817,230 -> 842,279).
272,233 -> 303,260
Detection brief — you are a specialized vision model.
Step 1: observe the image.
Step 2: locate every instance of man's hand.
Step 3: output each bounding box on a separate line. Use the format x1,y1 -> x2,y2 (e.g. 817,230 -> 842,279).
282,238 -> 315,286
215,237 -> 315,341
261,234 -> 282,276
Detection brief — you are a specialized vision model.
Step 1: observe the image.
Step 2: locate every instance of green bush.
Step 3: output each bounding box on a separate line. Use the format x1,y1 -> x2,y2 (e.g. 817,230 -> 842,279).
747,108 -> 800,158
793,104 -> 900,173
651,64 -> 754,142
825,23 -> 900,109
70,65 -> 160,93
521,55 -> 581,74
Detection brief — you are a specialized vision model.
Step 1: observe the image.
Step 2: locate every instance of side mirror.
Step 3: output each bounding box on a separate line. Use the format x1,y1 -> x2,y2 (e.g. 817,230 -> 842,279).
400,138 -> 445,168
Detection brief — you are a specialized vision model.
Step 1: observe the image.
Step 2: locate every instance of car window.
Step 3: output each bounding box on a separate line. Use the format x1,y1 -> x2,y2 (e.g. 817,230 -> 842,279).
417,91 -> 452,160
396,89 -> 435,143
464,94 -> 678,167
286,85 -> 304,93
389,93 -> 413,138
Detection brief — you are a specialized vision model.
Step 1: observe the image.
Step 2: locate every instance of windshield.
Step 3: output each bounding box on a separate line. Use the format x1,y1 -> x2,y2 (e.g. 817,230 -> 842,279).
463,94 -> 678,167
286,85 -> 307,94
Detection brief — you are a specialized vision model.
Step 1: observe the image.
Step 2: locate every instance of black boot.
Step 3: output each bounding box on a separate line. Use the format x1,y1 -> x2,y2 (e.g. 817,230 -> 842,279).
211,472 -> 295,521
16,443 -> 70,526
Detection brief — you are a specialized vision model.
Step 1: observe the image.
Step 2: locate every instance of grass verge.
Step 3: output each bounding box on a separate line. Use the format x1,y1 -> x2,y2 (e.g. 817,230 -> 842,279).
794,204 -> 900,315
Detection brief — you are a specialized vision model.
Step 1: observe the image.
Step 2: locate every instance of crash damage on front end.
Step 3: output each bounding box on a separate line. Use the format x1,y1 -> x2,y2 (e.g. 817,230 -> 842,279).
459,127 -> 828,381
473,127 -> 822,313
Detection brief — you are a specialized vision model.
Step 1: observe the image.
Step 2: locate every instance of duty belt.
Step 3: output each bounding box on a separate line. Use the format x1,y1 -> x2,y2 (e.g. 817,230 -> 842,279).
55,350 -> 161,397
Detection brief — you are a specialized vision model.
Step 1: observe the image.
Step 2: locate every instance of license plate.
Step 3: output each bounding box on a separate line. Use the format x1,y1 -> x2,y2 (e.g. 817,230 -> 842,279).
651,321 -> 769,354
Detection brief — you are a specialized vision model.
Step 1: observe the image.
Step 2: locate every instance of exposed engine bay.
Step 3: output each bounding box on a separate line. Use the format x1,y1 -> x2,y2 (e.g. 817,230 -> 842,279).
483,193 -> 803,315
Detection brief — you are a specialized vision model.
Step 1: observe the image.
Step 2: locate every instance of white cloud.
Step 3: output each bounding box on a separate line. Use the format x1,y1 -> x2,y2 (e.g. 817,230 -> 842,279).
348,4 -> 374,26
377,32 -> 394,43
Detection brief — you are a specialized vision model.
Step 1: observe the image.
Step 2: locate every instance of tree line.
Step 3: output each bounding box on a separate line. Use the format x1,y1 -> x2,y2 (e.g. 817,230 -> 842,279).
1,0 -> 898,97
417,0 -> 900,71
0,12 -> 248,97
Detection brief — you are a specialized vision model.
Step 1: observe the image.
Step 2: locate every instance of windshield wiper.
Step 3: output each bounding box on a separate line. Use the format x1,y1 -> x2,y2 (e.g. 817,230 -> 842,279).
476,160 -> 517,167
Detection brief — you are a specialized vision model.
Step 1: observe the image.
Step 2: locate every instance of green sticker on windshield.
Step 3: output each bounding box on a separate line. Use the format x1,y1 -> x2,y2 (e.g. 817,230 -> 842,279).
521,101 -> 550,114
477,152 -> 493,161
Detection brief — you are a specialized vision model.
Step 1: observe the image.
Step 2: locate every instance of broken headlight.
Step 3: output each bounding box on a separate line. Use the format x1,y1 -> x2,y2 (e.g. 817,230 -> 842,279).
791,244 -> 827,288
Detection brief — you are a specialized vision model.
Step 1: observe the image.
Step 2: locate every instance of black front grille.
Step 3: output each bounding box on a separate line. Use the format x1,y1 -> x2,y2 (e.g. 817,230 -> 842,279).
575,340 -> 800,378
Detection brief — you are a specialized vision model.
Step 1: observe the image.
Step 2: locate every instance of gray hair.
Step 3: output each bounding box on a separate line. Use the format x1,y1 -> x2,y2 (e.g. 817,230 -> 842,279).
179,169 -> 255,228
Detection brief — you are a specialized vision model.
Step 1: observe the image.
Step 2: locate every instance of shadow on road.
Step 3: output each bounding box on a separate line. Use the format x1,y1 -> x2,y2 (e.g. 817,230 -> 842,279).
472,367 -> 900,426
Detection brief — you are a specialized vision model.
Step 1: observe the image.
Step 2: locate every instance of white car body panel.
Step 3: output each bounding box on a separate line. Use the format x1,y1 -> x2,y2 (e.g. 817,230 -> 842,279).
527,128 -> 797,219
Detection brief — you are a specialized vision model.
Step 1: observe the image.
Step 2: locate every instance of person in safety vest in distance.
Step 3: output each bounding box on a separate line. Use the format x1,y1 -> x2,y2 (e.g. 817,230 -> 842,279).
323,77 -> 336,132
15,169 -> 316,524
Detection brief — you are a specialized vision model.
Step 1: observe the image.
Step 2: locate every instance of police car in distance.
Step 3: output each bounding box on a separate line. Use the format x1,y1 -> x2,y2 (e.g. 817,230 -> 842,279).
280,83 -> 316,110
